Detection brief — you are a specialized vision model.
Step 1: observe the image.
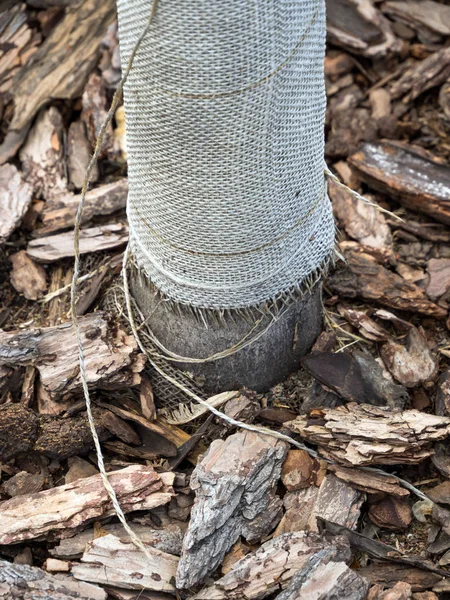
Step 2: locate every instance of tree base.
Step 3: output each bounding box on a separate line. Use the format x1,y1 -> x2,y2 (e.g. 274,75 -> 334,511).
131,274 -> 323,393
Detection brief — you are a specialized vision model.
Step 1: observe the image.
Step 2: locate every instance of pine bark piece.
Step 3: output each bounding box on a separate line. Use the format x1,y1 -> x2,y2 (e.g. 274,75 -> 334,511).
0,465 -> 174,545
326,0 -> 401,58
19,106 -> 67,201
0,4 -> 41,93
275,550 -> 370,600
359,564 -> 441,592
276,474 -> 362,534
329,179 -> 393,257
192,531 -> 352,600
286,403 -> 450,466
435,369 -> 450,417
327,249 -> 447,319
40,179 -> 128,235
67,120 -> 99,190
348,142 -> 450,226
0,559 -> 107,600
368,582 -> 413,600
281,449 -> 319,491
52,522 -> 186,560
72,534 -> 178,593
380,326 -> 438,388
81,72 -> 114,160
0,163 -> 32,243
0,312 -> 145,400
27,222 -> 129,262
176,431 -> 289,589
390,47 -> 450,102
383,0 -> 450,36
426,259 -> 450,301
0,0 -> 116,165
368,496 -> 413,530
10,251 -> 47,300
328,464 -> 409,497
0,403 -> 38,462
301,350 -> 409,409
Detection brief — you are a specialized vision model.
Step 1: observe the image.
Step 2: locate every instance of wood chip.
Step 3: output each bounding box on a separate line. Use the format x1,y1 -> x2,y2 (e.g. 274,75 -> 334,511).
426,259 -> 450,300
27,222 -> 129,262
0,0 -> 116,165
328,464 -> 409,497
326,0 -> 401,58
301,350 -> 409,409
349,142 -> 450,226
0,312 -> 145,400
176,430 -> 288,589
67,120 -> 99,189
391,46 -> 450,102
72,534 -> 178,594
192,531 -> 352,599
0,559 -> 107,600
40,179 -> 128,235
286,403 -> 450,466
0,163 -> 32,242
330,179 -> 393,256
383,0 -> 450,36
10,251 -> 47,300
368,495 -> 413,530
64,456 -> 98,484
0,465 -> 174,544
281,449 -> 319,491
327,248 -> 447,318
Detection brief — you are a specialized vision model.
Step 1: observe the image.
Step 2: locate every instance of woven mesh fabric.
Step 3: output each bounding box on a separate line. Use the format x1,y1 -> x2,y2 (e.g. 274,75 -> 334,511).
116,0 -> 335,310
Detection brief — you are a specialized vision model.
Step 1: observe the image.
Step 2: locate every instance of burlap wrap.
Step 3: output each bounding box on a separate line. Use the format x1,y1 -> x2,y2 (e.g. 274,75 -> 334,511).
117,0 -> 335,310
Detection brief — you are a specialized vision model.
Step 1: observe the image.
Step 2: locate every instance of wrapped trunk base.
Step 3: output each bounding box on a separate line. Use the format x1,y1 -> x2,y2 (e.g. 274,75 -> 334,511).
131,271 -> 323,393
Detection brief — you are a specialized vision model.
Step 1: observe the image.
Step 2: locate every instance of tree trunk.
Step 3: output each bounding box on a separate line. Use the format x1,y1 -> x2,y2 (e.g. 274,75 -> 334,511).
116,0 -> 334,392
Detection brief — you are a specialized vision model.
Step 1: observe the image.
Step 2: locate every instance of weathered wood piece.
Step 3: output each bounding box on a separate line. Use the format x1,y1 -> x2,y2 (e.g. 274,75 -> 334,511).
39,179 -> 128,235
81,72 -> 114,160
176,430 -> 288,589
301,350 -> 408,409
349,143 -> 450,226
0,0 -> 116,164
0,4 -> 40,93
0,465 -> 174,544
380,325 -> 438,388
329,179 -> 393,257
19,106 -> 66,201
286,403 -> 450,466
390,47 -> 450,102
435,369 -> 450,417
0,312 -> 145,400
0,559 -> 107,600
327,249 -> 447,318
275,549 -> 370,600
52,522 -> 186,560
10,251 -> 47,300
0,163 -> 32,242
426,259 -> 450,301
192,531 -> 352,599
368,495 -> 412,530
27,222 -> 129,262
72,534 -> 178,593
276,474 -> 362,535
384,0 -> 450,36
67,120 -> 99,189
326,0 -> 401,57
328,464 -> 409,497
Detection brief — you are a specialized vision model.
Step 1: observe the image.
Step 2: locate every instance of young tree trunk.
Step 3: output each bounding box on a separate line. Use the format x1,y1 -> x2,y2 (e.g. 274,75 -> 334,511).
116,0 -> 334,392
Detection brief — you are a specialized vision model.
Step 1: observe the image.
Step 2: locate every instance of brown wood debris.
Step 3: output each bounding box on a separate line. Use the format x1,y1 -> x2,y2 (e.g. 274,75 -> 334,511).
286,403 -> 450,466
27,222 -> 129,262
0,465 -> 174,545
176,430 -> 288,589
327,248 -> 447,318
0,163 -> 32,242
326,0 -> 401,58
0,0 -> 116,164
9,250 -> 47,300
40,178 -> 128,235
72,534 -> 178,594
0,559 -> 107,600
390,47 -> 450,102
192,531 -> 352,599
383,0 -> 450,37
349,142 -> 450,226
52,522 -> 186,560
0,312 -> 145,400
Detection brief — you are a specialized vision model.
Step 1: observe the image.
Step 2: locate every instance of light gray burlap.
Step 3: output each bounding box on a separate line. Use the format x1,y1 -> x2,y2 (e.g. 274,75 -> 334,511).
116,0 -> 335,310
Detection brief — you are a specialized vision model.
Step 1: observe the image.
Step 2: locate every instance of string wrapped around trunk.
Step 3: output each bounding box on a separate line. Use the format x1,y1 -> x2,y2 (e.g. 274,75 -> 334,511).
116,0 -> 334,310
